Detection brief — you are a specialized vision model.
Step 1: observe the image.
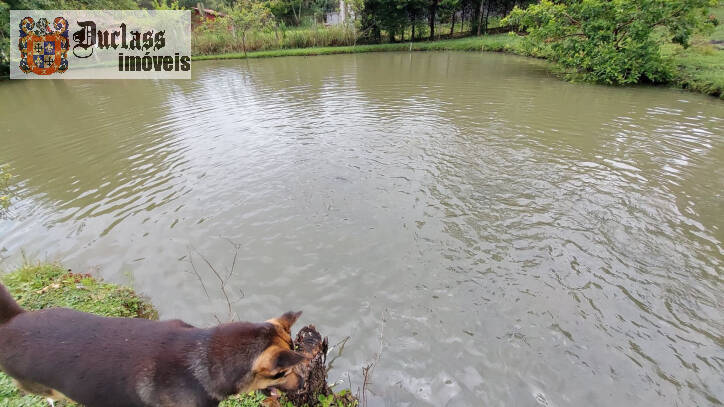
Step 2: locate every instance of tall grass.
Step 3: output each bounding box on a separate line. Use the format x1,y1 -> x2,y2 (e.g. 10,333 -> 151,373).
191,17 -> 505,56
193,22 -> 359,55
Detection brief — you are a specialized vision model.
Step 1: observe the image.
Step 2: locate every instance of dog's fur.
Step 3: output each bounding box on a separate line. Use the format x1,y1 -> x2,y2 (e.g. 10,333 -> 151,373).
0,283 -> 307,407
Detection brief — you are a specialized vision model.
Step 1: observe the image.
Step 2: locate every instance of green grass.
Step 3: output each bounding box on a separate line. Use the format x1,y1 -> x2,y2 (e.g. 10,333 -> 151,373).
662,6 -> 724,98
0,264 -> 157,320
192,33 -> 524,61
0,263 -> 354,407
0,263 -> 158,407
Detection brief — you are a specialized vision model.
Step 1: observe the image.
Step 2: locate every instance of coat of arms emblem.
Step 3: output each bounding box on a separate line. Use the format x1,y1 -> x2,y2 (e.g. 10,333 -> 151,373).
18,17 -> 70,75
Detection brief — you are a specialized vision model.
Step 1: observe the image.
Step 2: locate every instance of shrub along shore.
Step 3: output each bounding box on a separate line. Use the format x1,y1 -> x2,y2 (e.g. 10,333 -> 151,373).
0,263 -> 353,407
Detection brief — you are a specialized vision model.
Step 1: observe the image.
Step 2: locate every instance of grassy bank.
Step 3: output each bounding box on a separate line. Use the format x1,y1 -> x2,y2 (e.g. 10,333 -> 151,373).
0,263 -> 158,407
194,24 -> 359,56
193,33 -> 523,61
0,263 -> 352,407
662,6 -> 724,98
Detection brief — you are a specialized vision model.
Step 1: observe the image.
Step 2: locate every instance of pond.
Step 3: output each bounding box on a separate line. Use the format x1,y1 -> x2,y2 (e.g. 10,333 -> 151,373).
0,52 -> 722,406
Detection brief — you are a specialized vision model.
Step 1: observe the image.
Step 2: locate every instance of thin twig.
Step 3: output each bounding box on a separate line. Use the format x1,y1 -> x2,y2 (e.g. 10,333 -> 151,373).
192,247 -> 233,318
186,251 -> 210,300
360,310 -> 387,407
187,242 -> 245,322
326,336 -> 351,373
223,238 -> 242,280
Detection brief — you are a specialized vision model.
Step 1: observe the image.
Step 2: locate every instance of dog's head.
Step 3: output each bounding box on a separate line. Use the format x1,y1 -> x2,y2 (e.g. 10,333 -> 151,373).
245,311 -> 307,393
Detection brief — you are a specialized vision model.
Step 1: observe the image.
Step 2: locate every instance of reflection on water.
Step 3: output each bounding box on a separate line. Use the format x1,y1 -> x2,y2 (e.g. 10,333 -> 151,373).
0,52 -> 722,406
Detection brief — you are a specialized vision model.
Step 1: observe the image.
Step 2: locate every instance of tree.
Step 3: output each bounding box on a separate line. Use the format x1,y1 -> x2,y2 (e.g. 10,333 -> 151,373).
226,0 -> 275,55
503,0 -> 717,84
405,0 -> 428,40
151,0 -> 183,9
439,0 -> 461,36
360,0 -> 407,42
268,0 -> 307,24
428,0 -> 438,39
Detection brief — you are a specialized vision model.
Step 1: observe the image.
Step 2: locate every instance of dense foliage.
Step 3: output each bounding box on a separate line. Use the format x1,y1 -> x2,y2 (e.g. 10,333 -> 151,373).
360,0 -> 531,42
226,0 -> 276,53
503,0 -> 718,84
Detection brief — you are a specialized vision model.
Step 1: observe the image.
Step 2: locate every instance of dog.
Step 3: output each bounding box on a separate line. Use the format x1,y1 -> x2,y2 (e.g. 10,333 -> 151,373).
0,282 -> 307,407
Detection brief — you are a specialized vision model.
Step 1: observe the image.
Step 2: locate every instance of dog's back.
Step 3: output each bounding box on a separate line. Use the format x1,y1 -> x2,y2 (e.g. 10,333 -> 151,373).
0,282 -> 307,407
0,298 -> 215,407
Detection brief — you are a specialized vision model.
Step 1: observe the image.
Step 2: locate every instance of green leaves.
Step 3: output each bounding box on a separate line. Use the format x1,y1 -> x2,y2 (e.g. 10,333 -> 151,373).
224,1 -> 276,54
226,2 -> 276,35
503,0 -> 716,84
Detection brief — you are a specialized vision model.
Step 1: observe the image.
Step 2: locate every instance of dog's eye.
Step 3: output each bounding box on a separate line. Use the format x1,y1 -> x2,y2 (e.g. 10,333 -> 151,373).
271,371 -> 286,380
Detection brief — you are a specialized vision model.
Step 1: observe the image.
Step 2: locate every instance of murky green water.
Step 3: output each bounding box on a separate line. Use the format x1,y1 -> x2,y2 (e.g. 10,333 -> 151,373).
1,52 -> 722,406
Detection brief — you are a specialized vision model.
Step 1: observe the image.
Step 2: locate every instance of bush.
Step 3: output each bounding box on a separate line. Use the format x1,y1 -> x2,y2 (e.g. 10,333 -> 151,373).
503,0 -> 718,85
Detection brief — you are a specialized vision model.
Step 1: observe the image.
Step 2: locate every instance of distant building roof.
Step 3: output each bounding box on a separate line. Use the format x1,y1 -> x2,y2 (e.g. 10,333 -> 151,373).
191,7 -> 226,17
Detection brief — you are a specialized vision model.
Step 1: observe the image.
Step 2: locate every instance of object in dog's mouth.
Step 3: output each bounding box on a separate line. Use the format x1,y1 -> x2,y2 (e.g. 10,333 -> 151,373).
283,325 -> 330,406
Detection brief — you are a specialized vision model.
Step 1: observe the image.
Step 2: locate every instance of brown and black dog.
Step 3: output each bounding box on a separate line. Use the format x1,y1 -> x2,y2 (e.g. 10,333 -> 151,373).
0,283 -> 307,407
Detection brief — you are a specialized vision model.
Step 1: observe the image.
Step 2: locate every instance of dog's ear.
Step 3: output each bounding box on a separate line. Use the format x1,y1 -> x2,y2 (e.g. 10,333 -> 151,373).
268,310 -> 302,333
273,349 -> 306,370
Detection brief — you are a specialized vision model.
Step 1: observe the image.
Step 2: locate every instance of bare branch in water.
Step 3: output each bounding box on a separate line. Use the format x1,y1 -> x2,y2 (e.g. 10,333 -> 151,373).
186,251 -> 210,300
224,238 -> 242,281
186,243 -> 244,322
360,309 -> 387,407
193,248 -> 233,319
326,335 -> 351,373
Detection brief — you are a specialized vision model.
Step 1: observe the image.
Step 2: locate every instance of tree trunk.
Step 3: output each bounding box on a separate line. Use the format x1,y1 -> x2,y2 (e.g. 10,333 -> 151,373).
429,0 -> 438,40
411,16 -> 415,41
471,1 -> 478,35
292,3 -> 300,25
295,0 -> 303,25
483,0 -> 491,34
450,10 -> 456,36
460,8 -> 465,33
476,0 -> 484,36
